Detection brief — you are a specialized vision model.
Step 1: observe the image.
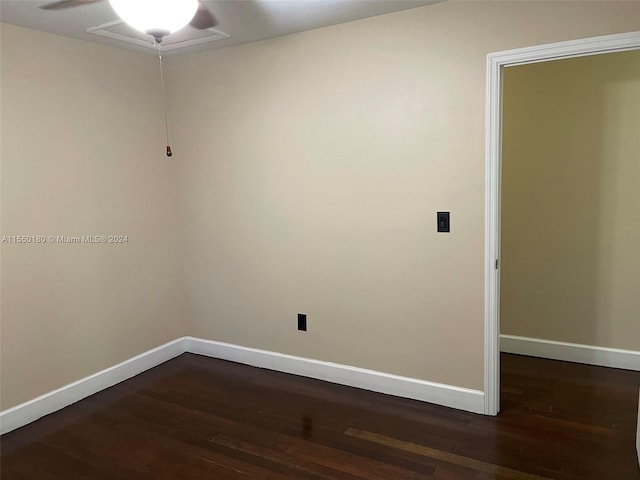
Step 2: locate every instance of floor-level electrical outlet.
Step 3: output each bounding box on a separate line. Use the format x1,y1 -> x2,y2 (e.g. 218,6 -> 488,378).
297,313 -> 307,331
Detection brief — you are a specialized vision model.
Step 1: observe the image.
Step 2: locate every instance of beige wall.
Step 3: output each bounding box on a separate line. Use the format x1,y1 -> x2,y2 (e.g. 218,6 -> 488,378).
167,1 -> 640,390
0,24 -> 186,409
1,1 -> 639,411
501,50 -> 640,350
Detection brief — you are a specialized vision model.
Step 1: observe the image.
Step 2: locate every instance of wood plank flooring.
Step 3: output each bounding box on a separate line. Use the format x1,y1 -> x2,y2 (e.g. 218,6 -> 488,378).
2,353 -> 639,479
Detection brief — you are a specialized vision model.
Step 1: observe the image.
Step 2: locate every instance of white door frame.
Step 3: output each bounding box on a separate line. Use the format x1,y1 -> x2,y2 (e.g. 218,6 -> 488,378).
483,31 -> 640,416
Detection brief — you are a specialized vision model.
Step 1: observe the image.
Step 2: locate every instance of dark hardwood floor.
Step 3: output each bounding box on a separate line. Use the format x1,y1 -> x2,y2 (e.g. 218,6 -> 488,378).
1,353 -> 639,479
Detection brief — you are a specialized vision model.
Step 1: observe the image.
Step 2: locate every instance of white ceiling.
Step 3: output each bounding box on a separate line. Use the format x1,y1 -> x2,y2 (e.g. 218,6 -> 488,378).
0,0 -> 439,55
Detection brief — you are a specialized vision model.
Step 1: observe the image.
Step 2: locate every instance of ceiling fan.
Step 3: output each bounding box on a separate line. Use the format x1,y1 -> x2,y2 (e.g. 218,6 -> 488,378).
40,0 -> 218,43
39,0 -> 220,157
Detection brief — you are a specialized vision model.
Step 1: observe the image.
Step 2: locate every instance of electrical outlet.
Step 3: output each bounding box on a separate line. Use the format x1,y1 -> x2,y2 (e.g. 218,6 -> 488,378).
297,313 -> 307,331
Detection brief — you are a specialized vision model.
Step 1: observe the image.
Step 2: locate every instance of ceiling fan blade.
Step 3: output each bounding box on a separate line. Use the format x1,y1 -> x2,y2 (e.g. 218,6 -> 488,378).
39,0 -> 103,10
189,3 -> 218,29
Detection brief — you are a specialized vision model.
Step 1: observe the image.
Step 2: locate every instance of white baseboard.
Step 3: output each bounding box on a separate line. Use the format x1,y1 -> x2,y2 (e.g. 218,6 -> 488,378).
186,337 -> 485,414
500,335 -> 640,371
1,336 -> 485,435
0,338 -> 187,435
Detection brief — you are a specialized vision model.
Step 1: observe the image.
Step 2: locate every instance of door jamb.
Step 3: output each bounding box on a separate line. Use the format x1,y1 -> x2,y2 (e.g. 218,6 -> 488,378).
483,31 -> 640,416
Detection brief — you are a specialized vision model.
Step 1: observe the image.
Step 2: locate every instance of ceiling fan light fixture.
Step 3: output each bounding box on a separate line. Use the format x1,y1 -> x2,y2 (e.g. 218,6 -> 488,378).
109,0 -> 199,38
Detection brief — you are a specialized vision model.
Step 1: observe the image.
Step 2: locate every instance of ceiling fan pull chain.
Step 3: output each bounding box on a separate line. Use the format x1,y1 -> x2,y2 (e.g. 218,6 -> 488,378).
157,43 -> 172,157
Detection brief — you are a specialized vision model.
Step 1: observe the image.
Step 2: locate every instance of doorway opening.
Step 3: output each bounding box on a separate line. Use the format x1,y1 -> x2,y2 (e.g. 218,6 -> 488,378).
483,31 -> 640,415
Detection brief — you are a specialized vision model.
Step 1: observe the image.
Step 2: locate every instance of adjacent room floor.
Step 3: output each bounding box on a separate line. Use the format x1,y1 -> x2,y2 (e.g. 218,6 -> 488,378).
1,353 -> 638,479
